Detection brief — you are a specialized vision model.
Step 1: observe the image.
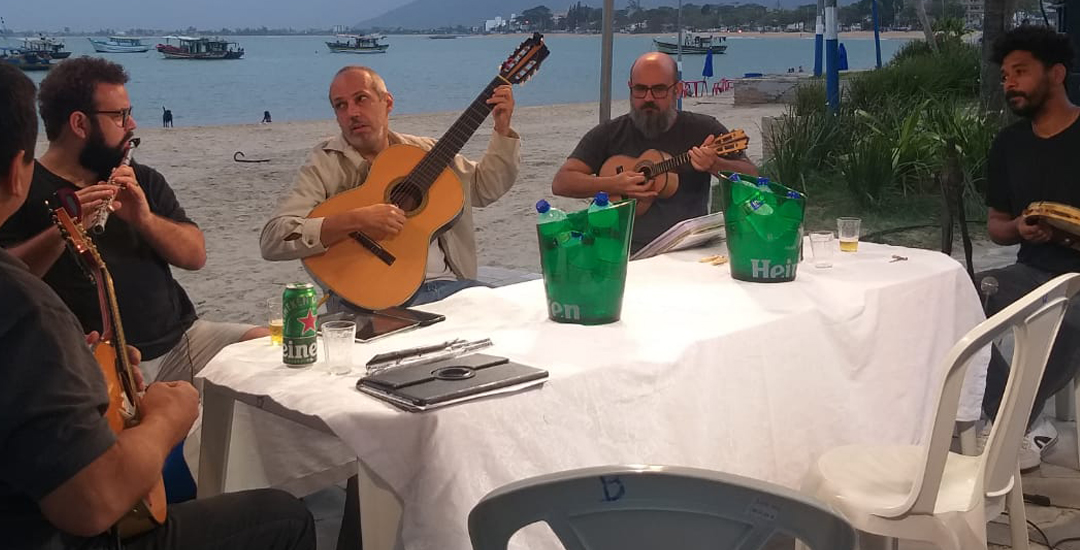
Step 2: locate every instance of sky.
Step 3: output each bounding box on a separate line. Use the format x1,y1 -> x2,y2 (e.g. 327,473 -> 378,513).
1,0 -> 403,31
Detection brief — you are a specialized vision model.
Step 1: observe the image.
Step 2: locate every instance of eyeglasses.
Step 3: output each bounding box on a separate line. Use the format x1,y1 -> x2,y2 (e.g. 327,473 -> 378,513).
629,83 -> 677,99
88,107 -> 134,127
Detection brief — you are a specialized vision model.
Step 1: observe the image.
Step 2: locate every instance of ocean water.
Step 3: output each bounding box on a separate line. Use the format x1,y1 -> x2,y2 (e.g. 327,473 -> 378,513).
18,33 -> 909,127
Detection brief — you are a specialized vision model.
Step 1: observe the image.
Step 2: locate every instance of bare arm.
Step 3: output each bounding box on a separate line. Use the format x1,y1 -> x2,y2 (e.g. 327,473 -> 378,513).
7,226 -> 66,277
132,215 -> 206,271
38,381 -> 198,537
988,206 -> 1053,246
6,184 -> 121,277
551,158 -> 652,200
107,166 -> 205,270
987,207 -> 1021,245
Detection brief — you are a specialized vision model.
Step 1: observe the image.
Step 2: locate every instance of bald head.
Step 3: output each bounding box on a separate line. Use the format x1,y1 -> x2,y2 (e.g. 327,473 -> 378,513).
629,52 -> 678,83
330,65 -> 389,101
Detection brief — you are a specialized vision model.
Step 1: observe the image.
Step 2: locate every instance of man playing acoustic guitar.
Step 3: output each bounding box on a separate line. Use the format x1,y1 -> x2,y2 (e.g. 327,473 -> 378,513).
552,52 -> 757,253
0,63 -> 315,550
260,65 -> 521,307
978,26 -> 1080,470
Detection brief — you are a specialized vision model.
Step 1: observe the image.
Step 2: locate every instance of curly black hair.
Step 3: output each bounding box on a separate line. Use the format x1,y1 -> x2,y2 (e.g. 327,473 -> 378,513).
0,63 -> 38,174
38,56 -> 128,141
991,25 -> 1075,72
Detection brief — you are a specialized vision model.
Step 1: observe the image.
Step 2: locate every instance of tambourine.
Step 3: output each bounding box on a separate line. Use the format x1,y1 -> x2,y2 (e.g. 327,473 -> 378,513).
1022,201 -> 1080,251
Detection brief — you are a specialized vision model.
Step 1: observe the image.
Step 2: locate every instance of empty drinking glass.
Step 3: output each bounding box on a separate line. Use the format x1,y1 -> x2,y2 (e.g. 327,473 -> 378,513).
322,320 -> 356,375
809,231 -> 835,268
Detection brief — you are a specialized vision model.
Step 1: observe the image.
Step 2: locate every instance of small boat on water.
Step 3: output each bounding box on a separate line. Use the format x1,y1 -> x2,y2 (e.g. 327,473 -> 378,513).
428,35 -> 459,40
1,48 -> 51,71
157,36 -> 244,59
326,34 -> 389,54
88,36 -> 152,53
653,32 -> 727,55
22,36 -> 70,59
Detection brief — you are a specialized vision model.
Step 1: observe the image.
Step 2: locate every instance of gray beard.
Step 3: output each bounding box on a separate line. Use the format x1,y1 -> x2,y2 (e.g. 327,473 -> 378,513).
630,106 -> 677,139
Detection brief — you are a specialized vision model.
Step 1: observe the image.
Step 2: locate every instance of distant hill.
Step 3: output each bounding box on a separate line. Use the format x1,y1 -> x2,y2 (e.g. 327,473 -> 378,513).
357,0 -> 831,31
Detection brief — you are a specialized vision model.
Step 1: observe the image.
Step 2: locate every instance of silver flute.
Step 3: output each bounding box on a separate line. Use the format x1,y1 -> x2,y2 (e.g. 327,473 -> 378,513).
90,137 -> 140,235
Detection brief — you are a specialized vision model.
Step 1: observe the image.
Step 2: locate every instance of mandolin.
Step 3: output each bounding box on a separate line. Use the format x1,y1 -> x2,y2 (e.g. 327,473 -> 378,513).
603,129 -> 749,216
303,33 -> 550,310
49,188 -> 166,539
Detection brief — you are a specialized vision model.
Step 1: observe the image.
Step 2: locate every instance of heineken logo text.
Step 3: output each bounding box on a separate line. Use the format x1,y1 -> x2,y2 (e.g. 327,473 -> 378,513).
283,338 -> 317,364
549,301 -> 580,321
751,258 -> 797,279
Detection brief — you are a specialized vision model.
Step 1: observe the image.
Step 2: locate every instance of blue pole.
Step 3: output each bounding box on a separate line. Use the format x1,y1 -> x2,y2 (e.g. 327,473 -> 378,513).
677,0 -> 683,111
814,0 -> 824,76
825,1 -> 840,112
871,0 -> 882,69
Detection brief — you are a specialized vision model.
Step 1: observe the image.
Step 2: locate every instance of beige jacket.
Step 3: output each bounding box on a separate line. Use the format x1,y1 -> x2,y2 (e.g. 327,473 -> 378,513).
259,130 -> 521,279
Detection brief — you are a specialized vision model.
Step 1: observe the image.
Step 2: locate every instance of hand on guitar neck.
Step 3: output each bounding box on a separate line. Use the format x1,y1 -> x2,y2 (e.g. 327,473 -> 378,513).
602,129 -> 750,216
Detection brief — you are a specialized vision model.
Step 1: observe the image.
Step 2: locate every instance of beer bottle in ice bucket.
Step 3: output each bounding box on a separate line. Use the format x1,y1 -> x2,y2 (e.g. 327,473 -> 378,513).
723,173 -> 805,283
587,191 -> 621,265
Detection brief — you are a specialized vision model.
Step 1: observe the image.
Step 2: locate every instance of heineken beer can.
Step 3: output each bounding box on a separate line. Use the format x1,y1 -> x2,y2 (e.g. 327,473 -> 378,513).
282,282 -> 319,367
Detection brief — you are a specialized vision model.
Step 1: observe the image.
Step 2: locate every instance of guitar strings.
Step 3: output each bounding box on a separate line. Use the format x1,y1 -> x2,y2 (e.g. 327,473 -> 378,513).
388,77 -> 504,207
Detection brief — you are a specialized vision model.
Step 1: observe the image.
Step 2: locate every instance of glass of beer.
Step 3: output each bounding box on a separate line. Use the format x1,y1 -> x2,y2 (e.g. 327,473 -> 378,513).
837,217 -> 861,252
268,297 -> 284,346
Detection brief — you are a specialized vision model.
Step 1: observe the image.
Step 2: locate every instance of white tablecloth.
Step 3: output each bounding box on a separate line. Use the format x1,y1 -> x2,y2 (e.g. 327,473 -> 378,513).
198,242 -> 988,550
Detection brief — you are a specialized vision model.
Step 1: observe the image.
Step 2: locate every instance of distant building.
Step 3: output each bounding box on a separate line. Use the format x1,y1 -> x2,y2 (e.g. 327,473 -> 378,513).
485,16 -> 504,32
960,0 -> 983,28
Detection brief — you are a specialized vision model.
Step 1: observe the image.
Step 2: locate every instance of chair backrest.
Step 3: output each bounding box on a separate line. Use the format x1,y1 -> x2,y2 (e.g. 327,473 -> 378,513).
468,465 -> 856,550
906,273 -> 1078,515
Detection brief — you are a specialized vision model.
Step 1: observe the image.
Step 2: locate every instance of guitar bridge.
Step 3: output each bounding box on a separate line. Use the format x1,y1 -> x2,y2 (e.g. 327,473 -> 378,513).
350,232 -> 396,266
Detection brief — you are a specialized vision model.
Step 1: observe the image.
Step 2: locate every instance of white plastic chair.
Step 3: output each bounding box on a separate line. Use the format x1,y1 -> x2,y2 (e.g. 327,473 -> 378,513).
468,464 -> 856,550
1053,376 -> 1080,467
800,273 -> 1079,550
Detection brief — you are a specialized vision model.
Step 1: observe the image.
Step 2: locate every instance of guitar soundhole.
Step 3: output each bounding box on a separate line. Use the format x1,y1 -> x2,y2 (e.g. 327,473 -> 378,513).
387,180 -> 424,213
637,162 -> 655,181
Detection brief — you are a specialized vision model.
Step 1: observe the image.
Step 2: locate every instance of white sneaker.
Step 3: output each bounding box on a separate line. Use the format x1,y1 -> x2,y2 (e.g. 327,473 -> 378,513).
974,416 -> 1058,470
1019,417 -> 1059,471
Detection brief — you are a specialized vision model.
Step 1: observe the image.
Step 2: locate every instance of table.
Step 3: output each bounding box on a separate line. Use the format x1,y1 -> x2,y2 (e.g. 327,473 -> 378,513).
197,243 -> 988,550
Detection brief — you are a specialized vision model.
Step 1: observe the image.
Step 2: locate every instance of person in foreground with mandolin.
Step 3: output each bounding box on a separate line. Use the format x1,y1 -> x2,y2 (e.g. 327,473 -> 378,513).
0,63 -> 315,550
260,64 -> 521,307
0,57 -> 267,384
977,26 -> 1080,470
551,52 -> 758,253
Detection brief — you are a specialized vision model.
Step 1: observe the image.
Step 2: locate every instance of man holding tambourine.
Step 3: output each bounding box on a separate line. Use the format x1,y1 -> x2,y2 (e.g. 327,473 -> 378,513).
979,26 -> 1080,470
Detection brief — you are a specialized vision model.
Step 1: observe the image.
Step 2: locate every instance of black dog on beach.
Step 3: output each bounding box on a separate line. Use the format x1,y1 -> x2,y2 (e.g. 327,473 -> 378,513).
162,106 -> 174,128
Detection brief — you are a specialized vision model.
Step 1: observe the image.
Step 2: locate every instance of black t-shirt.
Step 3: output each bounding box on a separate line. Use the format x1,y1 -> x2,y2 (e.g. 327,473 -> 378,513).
986,115 -> 1080,275
569,111 -> 735,252
0,162 -> 199,360
0,249 -> 116,549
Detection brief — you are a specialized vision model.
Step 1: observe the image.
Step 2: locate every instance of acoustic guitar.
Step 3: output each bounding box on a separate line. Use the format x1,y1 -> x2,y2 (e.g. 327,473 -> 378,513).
303,33 -> 550,310
49,188 -> 166,539
603,129 -> 749,216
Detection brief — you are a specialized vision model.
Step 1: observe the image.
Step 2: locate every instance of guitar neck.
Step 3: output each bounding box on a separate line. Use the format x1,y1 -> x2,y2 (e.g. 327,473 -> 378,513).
651,138 -> 744,177
410,75 -> 507,189
650,150 -> 695,177
100,267 -> 140,411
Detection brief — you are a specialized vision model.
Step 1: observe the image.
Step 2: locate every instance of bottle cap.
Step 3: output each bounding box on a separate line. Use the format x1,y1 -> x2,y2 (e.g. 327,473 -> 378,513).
535,199 -> 551,214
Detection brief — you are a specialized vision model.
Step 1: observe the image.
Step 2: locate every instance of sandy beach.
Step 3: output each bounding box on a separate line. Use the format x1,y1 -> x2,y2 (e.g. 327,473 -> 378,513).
40,95 -> 785,325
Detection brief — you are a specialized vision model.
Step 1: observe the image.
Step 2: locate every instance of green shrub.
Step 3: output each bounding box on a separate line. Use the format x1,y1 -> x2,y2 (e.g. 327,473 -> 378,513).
761,108 -> 848,194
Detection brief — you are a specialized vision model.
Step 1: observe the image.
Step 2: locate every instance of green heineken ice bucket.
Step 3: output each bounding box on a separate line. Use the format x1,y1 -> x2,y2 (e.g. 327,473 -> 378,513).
536,200 -> 635,325
721,173 -> 806,283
